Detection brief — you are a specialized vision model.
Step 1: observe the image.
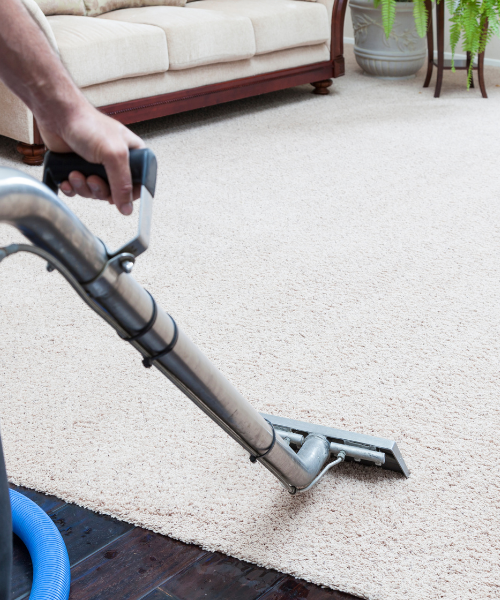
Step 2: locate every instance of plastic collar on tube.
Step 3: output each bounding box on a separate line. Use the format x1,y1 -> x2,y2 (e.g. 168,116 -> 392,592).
9,489 -> 70,600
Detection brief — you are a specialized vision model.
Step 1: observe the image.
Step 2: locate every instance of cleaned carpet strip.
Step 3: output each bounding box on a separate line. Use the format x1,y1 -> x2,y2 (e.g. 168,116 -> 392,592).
1,47 -> 499,600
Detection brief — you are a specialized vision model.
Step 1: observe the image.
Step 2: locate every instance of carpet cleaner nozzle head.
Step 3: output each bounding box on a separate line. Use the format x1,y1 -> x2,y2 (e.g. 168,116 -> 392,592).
262,413 -> 410,478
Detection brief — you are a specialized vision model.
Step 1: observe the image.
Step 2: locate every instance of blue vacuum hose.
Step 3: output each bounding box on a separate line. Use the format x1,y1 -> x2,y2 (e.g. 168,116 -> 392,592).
9,489 -> 70,600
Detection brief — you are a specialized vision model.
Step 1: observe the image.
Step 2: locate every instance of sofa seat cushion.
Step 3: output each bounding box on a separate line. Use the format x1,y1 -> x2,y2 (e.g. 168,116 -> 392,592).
187,0 -> 330,55
98,7 -> 256,70
47,15 -> 169,87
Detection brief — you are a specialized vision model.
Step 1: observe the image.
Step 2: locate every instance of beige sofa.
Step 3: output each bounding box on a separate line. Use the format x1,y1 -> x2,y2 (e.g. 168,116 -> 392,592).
5,0 -> 348,164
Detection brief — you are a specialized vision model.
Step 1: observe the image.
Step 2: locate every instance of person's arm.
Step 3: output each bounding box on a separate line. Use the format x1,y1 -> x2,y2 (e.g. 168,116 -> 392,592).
0,0 -> 144,215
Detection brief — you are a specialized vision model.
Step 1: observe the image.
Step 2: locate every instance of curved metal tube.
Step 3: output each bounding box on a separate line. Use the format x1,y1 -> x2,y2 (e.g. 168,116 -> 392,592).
0,170 -> 106,281
0,167 -> 330,492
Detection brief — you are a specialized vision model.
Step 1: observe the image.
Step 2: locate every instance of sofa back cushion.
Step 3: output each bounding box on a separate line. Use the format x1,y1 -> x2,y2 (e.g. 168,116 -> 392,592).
33,0 -> 85,14
47,14 -> 169,86
84,0 -> 185,16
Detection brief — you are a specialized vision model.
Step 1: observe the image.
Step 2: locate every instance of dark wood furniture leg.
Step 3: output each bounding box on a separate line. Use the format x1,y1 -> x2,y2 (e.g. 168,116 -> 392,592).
478,19 -> 489,98
423,0 -> 434,87
17,119 -> 46,166
16,142 -> 46,166
466,52 -> 475,88
427,10 -> 488,97
434,0 -> 445,97
311,79 -> 333,94
331,0 -> 349,78
478,49 -> 487,98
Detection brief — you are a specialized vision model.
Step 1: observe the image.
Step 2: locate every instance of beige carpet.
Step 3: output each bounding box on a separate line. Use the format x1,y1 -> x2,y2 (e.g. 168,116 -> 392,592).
1,46 -> 500,600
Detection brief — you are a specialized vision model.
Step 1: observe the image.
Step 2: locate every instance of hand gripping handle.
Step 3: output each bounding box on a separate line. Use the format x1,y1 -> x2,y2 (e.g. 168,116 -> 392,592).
43,148 -> 157,197
42,148 -> 157,258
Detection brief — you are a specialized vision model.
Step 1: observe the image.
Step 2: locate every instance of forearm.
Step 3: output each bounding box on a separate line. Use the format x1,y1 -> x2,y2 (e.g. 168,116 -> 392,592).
0,0 -> 88,133
0,0 -> 144,215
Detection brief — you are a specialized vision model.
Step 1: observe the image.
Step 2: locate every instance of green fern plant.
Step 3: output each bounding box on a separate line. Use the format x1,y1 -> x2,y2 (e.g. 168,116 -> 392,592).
447,0 -> 499,84
373,0 -> 428,38
373,0 -> 500,86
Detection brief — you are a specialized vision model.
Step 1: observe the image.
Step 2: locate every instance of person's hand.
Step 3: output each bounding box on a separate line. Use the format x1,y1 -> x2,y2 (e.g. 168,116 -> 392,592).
38,104 -> 145,216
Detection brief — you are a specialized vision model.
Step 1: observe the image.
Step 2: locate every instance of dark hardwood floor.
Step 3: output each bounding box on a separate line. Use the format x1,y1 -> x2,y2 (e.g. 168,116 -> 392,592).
10,484 -> 359,600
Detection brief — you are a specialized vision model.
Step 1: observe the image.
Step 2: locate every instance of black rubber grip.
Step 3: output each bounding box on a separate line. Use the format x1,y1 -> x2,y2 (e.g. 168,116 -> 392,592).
43,148 -> 157,197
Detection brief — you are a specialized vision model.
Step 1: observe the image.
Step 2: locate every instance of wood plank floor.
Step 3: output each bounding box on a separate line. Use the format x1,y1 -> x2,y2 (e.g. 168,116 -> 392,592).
10,485 -> 359,600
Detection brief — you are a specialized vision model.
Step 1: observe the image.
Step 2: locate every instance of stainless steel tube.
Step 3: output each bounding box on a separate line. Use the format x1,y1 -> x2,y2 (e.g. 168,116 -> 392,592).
275,430 -> 305,446
330,442 -> 385,465
0,168 -> 330,492
0,170 -> 106,281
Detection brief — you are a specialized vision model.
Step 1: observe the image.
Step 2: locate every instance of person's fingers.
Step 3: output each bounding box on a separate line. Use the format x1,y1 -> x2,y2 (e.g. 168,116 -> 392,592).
60,180 -> 76,197
101,128 -> 144,214
61,180 -> 139,203
101,144 -> 134,215
60,176 -> 114,202
68,171 -> 94,199
86,175 -> 111,200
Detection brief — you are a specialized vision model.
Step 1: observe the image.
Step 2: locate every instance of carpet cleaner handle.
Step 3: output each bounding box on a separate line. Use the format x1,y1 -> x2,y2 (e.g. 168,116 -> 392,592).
42,148 -> 157,258
42,148 -> 157,197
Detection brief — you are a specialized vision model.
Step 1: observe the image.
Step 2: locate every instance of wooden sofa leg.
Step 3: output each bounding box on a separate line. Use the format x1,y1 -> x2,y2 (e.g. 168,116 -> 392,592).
17,142 -> 46,166
311,79 -> 333,95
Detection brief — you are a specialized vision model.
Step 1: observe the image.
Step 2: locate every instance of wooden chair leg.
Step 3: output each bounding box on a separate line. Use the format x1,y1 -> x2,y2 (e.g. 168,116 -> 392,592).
466,52 -> 475,88
311,79 -> 333,95
478,19 -> 488,98
16,142 -> 46,166
434,0 -> 445,97
478,50 -> 488,98
423,0 -> 434,88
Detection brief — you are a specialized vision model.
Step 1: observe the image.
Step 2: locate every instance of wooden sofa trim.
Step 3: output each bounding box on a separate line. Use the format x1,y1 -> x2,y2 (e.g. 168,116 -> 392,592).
100,61 -> 336,124
19,0 -> 348,165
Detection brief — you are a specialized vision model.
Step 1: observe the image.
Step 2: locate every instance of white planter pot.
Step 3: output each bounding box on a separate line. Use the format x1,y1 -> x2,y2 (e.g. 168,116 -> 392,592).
350,0 -> 426,79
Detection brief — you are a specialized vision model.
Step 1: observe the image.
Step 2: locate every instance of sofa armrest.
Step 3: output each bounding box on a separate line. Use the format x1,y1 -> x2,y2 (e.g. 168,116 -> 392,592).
312,0 -> 348,76
20,0 -> 59,53
330,0 -> 349,76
